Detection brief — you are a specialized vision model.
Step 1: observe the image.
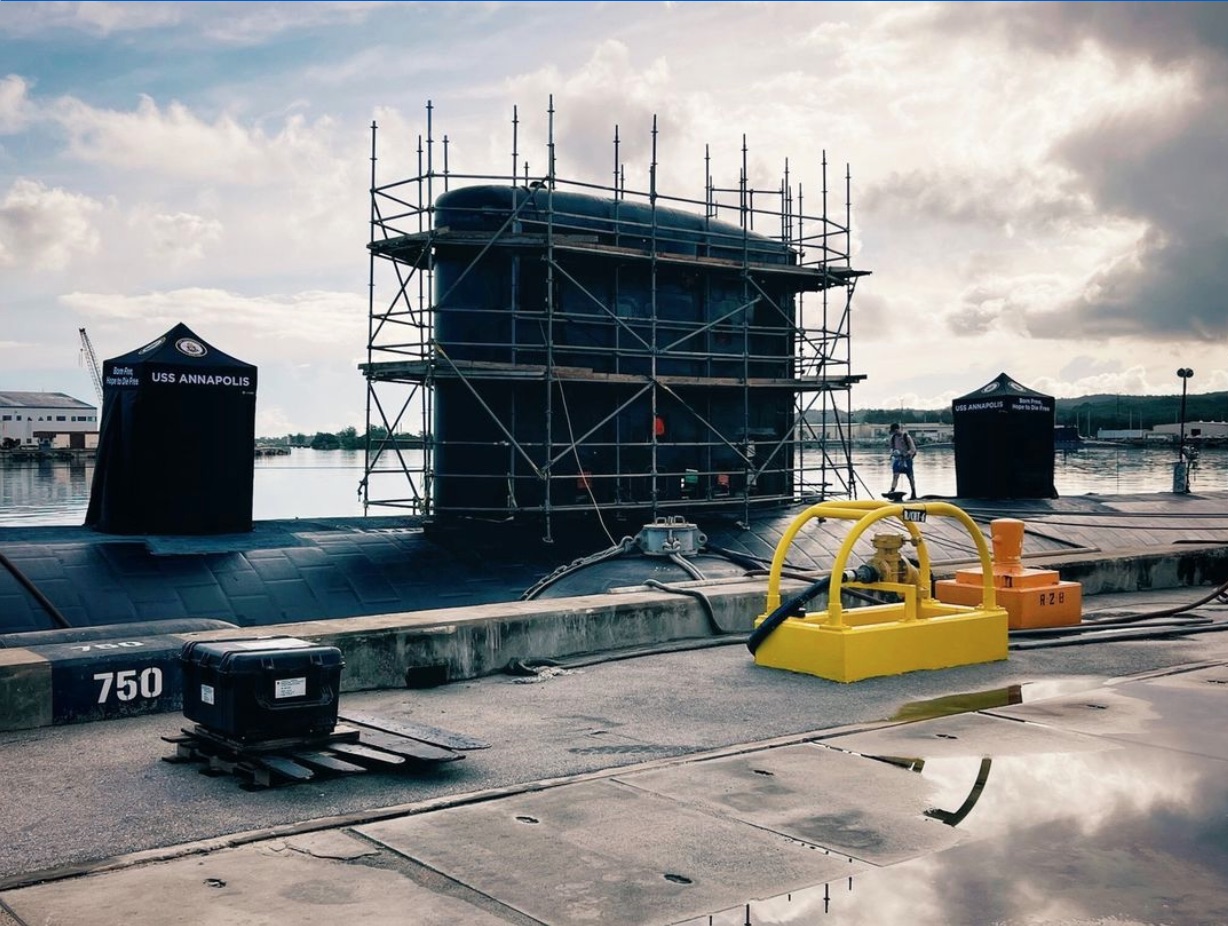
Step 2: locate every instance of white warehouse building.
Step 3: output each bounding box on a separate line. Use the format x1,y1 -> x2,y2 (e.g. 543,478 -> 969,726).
1150,421 -> 1228,440
0,391 -> 99,448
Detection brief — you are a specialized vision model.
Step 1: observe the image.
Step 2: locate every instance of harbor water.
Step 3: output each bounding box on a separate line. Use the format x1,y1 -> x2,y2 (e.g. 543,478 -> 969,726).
2,444 -> 1225,528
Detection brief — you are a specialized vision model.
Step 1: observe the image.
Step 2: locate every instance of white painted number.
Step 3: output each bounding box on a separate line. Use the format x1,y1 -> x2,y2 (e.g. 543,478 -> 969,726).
115,669 -> 138,701
141,666 -> 164,698
93,667 -> 163,704
72,641 -> 146,653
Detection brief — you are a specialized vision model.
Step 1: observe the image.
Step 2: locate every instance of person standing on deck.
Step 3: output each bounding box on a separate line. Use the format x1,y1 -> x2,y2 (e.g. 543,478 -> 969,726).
887,422 -> 918,500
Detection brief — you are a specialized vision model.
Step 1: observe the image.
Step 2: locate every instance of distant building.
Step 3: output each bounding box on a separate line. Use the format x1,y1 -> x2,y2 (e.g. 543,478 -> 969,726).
862,421 -> 953,444
795,412 -> 954,445
1151,421 -> 1228,440
906,422 -> 954,444
0,391 -> 99,448
795,409 -> 856,442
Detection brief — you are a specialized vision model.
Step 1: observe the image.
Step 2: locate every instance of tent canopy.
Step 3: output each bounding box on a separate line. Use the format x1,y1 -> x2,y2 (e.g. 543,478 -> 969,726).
952,372 -> 1056,499
85,323 -> 258,534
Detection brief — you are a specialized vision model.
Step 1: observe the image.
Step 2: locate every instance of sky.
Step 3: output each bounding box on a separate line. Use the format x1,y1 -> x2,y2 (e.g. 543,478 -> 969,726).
2,1 -> 1227,436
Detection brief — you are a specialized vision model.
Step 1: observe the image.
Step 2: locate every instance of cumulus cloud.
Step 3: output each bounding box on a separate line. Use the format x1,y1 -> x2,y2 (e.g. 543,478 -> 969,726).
0,2 -> 381,42
914,3 -> 1228,345
0,74 -> 33,133
0,179 -> 102,270
0,2 -> 182,37
948,2 -> 1228,67
862,168 -> 1091,230
50,93 -> 341,185
505,39 -> 683,185
60,287 -> 368,357
1033,83 -> 1228,341
195,2 -> 383,45
30,90 -> 367,277
143,211 -> 224,263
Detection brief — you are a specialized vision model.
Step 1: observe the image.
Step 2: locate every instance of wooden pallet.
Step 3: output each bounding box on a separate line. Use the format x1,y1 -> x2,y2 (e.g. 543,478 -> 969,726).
162,717 -> 483,789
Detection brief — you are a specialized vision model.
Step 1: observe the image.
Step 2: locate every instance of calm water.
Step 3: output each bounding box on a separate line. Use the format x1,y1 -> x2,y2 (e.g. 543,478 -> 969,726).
1,445 -> 1225,528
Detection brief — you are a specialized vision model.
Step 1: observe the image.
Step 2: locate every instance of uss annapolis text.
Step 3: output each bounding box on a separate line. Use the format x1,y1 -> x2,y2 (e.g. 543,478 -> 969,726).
150,372 -> 253,387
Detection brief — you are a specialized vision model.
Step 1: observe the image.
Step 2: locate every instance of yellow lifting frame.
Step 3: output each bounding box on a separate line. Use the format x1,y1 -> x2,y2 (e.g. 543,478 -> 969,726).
755,500 -> 1007,682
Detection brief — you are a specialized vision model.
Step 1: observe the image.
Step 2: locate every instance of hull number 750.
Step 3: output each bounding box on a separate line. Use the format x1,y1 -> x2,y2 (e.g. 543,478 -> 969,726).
93,668 -> 164,704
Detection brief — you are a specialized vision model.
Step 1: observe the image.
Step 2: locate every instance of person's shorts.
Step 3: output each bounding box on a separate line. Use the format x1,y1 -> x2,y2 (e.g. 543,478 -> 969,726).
892,456 -> 914,476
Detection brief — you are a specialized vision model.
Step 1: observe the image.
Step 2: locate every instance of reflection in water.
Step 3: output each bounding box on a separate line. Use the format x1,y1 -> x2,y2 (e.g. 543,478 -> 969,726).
0,448 -> 384,526
857,443 -> 1228,498
890,677 -> 1108,723
4,445 -> 1228,527
922,757 -> 992,826
0,459 -> 94,525
679,714 -> 1227,926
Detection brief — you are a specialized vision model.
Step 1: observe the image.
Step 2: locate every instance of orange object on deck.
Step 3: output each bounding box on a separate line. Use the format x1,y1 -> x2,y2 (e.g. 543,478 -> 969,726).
935,518 -> 1082,629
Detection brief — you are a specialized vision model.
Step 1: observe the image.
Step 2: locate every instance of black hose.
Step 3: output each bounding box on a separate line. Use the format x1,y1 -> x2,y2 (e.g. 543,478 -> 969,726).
1010,618 -> 1228,649
504,657 -> 562,676
746,568 -> 888,607
0,550 -> 71,630
1084,575 -> 1228,622
703,544 -> 778,572
1009,616 -> 1212,639
504,636 -> 752,676
746,563 -> 879,655
644,579 -> 731,634
667,552 -> 705,583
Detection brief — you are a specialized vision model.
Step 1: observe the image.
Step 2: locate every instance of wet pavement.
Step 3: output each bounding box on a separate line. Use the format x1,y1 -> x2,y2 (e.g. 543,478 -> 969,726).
3,587 -> 1228,925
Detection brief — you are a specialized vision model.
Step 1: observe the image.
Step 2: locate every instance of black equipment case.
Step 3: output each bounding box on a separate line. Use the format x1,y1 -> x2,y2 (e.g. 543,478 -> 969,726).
180,638 -> 344,741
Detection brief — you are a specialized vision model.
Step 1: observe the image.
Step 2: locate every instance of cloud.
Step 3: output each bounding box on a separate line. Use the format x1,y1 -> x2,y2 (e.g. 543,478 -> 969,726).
953,2 -> 1228,67
0,179 -> 102,270
60,287 -> 368,358
0,2 -> 182,38
948,273 -> 1069,337
194,2 -> 384,45
25,90 -> 367,280
50,93 -> 341,185
69,2 -> 184,35
143,211 -> 224,263
1032,364 -> 1168,400
0,74 -> 33,133
0,2 -> 383,42
911,3 -> 1228,345
504,39 -> 683,185
862,168 -> 1091,230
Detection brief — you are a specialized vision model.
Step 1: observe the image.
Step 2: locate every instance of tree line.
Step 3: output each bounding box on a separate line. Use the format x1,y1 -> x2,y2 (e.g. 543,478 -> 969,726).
861,391 -> 1228,433
260,427 -> 423,450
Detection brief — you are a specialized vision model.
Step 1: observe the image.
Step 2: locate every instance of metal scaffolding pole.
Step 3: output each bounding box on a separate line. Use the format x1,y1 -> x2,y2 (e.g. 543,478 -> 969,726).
360,101 -> 868,540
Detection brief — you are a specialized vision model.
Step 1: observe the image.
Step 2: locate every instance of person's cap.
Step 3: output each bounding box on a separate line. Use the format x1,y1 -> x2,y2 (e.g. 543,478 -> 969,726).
889,423 -> 899,431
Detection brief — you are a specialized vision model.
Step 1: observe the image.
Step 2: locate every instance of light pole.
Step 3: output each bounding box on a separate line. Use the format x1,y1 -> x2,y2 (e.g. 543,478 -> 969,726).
1176,368 -> 1194,493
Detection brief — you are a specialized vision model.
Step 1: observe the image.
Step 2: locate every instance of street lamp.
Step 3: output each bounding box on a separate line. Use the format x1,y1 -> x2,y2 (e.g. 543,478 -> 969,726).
1176,368 -> 1194,493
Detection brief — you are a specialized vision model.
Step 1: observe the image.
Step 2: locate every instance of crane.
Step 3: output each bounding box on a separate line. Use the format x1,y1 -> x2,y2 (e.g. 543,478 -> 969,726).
79,327 -> 103,404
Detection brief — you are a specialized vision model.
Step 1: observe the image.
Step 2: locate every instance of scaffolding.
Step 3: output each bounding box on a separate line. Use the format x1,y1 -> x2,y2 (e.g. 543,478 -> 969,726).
361,100 -> 868,539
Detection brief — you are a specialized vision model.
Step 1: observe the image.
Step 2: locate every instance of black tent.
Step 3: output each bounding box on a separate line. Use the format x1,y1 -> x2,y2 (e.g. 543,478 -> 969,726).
85,323 -> 258,534
952,372 -> 1056,499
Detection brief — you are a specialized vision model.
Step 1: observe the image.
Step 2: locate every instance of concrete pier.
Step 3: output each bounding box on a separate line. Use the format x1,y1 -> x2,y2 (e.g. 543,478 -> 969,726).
2,582 -> 1227,924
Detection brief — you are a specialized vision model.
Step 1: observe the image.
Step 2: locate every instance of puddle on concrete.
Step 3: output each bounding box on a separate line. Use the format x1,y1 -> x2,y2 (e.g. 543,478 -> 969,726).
676,748 -> 1228,924
889,676 -> 1107,723
676,674 -> 1228,925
